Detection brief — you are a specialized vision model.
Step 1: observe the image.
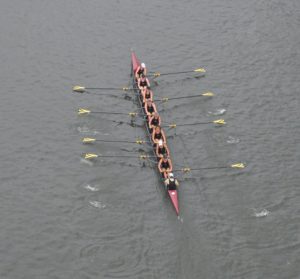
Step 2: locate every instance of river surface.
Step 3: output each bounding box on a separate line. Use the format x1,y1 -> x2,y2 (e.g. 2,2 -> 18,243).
0,1 -> 299,278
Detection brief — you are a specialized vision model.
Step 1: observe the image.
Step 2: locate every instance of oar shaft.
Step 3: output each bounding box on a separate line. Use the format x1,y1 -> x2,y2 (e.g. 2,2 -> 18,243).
174,163 -> 245,172
95,139 -> 150,144
90,111 -> 130,115
163,95 -> 204,101
92,155 -> 156,158
163,122 -> 211,128
85,87 -> 134,90
177,122 -> 211,126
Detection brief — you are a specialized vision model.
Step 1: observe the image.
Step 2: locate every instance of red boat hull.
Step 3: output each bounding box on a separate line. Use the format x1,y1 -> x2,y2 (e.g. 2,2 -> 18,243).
131,51 -> 179,215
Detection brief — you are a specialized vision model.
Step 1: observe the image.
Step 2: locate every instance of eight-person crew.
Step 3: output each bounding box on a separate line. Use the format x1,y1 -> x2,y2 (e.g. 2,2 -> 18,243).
135,62 -> 147,79
164,172 -> 179,190
148,112 -> 161,132
134,65 -> 177,184
158,154 -> 173,178
152,126 -> 166,145
144,99 -> 157,117
138,74 -> 150,90
156,139 -> 170,158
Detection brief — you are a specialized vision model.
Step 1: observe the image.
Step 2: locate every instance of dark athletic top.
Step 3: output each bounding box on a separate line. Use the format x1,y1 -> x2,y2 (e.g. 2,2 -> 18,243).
139,79 -> 148,87
150,117 -> 159,126
147,104 -> 154,114
161,160 -> 170,169
154,132 -> 162,140
145,90 -> 151,99
157,146 -> 167,156
137,67 -> 144,76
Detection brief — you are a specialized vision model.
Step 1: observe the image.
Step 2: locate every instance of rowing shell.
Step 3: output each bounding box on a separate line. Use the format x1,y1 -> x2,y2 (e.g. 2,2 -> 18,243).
131,51 -> 179,215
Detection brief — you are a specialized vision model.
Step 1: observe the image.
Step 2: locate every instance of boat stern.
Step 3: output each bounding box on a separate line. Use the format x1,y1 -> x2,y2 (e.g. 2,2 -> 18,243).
168,190 -> 179,215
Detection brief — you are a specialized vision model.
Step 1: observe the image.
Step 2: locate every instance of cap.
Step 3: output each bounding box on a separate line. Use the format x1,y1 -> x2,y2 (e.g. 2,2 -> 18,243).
141,63 -> 146,68
169,173 -> 174,178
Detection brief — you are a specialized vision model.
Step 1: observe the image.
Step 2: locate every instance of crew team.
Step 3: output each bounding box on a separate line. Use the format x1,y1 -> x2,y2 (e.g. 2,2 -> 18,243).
135,62 -> 179,190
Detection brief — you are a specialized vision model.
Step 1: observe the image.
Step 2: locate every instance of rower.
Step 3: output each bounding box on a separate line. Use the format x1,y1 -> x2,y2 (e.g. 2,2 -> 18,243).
164,172 -> 179,190
135,62 -> 147,79
138,74 -> 150,90
152,126 -> 166,145
141,87 -> 153,105
158,154 -> 173,178
148,112 -> 161,132
144,99 -> 157,117
156,139 -> 170,158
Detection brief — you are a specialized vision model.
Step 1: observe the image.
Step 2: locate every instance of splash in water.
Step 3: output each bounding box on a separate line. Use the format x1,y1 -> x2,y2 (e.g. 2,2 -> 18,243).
84,184 -> 99,192
226,136 -> 240,144
252,208 -> 270,217
80,158 -> 94,166
208,108 -> 226,116
89,201 -> 106,208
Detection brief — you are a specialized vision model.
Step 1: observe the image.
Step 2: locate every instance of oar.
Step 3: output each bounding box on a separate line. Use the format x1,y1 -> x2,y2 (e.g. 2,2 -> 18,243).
82,138 -> 151,144
73,85 -> 136,93
173,163 -> 245,173
84,153 -> 156,160
149,68 -> 206,77
78,108 -> 139,117
154,92 -> 214,102
163,119 -> 226,128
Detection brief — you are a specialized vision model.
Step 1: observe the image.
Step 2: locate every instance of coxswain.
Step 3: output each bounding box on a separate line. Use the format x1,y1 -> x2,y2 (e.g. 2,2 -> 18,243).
158,154 -> 173,178
164,172 -> 179,190
156,139 -> 170,158
148,112 -> 161,132
135,62 -> 147,79
141,87 -> 153,105
152,126 -> 166,145
144,99 -> 157,117
138,74 -> 150,90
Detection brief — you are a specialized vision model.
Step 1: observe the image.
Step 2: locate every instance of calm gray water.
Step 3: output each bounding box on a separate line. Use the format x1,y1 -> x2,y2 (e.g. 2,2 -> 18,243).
0,0 -> 299,278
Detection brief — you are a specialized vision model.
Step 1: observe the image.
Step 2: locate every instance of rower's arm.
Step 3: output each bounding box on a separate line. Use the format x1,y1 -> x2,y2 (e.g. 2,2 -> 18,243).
152,103 -> 158,113
149,90 -> 153,101
168,159 -> 173,171
158,160 -> 163,172
161,130 -> 167,143
165,145 -> 170,157
135,66 -> 140,78
151,131 -> 156,143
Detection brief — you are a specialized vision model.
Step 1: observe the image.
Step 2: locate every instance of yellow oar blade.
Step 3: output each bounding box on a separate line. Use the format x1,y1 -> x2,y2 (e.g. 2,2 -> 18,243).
82,138 -> 96,143
194,68 -> 206,73
231,163 -> 245,169
202,92 -> 214,97
73,86 -> 86,93
213,119 -> 226,125
182,167 -> 191,173
78,108 -> 91,115
85,153 -> 98,159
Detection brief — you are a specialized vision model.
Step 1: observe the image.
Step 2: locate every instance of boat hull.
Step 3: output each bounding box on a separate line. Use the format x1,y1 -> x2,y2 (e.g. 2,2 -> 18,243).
131,51 -> 179,215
